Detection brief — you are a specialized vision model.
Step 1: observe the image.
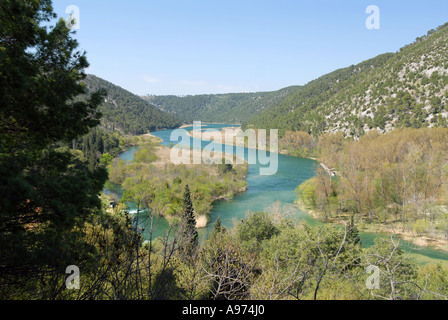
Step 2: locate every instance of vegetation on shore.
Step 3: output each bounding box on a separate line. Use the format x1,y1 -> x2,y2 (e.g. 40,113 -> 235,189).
295,128 -> 448,252
107,136 -> 248,224
64,127 -> 148,170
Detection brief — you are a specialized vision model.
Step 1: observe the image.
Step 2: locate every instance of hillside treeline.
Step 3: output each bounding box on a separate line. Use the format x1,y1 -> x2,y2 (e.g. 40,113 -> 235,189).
297,128 -> 448,242
145,86 -> 298,124
84,75 -> 182,134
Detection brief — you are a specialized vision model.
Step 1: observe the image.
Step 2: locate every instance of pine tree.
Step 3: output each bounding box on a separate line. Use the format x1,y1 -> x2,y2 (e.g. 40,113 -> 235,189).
214,217 -> 223,233
0,0 -> 107,289
180,185 -> 198,253
347,215 -> 362,246
210,217 -> 226,239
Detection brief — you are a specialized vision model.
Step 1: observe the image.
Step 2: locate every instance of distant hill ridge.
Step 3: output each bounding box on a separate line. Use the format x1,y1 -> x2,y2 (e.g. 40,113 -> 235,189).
83,75 -> 181,134
142,86 -> 300,124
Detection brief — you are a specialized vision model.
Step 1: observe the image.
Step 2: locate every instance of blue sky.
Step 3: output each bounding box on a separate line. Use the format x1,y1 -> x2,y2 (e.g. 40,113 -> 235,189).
52,0 -> 448,96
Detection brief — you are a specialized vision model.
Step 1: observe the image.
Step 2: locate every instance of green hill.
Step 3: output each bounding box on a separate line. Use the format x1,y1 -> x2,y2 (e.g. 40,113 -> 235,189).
83,75 -> 182,134
143,86 -> 299,124
244,23 -> 448,137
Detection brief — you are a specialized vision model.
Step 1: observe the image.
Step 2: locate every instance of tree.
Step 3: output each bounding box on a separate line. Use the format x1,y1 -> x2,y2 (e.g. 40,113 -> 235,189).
99,153 -> 114,167
179,185 -> 198,256
235,211 -> 279,254
347,215 -> 362,247
200,231 -> 255,300
363,236 -> 417,300
210,217 -> 226,240
0,0 -> 106,296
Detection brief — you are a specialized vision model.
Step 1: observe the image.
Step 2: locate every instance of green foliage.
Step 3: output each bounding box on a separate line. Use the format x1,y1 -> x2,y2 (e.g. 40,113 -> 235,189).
413,219 -> 431,235
347,216 -> 362,247
99,153 -> 114,167
364,237 -> 418,299
235,211 -> 280,253
76,127 -> 122,169
256,221 -> 364,300
2,1 -> 447,301
134,142 -> 157,164
179,184 -> 198,252
210,217 -> 226,240
0,0 -> 107,292
416,263 -> 448,300
218,163 -> 234,175
296,178 -> 317,209
200,230 -> 256,300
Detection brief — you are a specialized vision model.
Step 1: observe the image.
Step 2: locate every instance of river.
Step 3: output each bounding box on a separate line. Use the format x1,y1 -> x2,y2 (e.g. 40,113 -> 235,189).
105,123 -> 448,265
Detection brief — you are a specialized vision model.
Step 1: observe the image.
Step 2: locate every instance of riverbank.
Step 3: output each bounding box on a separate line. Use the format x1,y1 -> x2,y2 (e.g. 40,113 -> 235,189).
178,123 -> 242,129
295,199 -> 448,254
184,127 -> 324,162
145,132 -> 247,170
185,126 -> 287,154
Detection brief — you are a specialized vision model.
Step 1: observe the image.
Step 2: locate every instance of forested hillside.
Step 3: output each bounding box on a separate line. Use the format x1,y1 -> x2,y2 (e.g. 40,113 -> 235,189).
245,23 -> 448,137
143,86 -> 298,124
297,128 -> 448,243
83,75 -> 182,134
